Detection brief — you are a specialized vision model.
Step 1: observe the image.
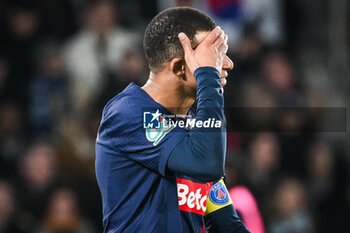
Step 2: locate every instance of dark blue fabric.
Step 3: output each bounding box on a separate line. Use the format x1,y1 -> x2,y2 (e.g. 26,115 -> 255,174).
204,205 -> 251,233
167,67 -> 226,181
95,67 -> 226,233
96,83 -> 185,233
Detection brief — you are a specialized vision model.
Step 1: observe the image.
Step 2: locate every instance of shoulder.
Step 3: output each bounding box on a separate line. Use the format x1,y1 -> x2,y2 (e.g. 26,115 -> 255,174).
100,84 -> 148,135
97,86 -> 145,146
103,87 -> 142,121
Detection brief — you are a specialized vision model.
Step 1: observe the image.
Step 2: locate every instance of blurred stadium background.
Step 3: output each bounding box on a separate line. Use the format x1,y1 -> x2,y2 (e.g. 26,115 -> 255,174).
0,0 -> 349,233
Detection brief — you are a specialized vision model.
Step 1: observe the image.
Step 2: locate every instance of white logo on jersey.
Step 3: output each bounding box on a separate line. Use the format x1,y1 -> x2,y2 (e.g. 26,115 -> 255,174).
145,118 -> 174,146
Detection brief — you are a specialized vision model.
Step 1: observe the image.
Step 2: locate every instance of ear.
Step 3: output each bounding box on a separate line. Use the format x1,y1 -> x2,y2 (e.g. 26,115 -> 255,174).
169,57 -> 186,79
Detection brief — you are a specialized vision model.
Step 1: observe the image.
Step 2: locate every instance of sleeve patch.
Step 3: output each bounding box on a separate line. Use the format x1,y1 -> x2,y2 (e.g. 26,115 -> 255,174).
205,179 -> 232,215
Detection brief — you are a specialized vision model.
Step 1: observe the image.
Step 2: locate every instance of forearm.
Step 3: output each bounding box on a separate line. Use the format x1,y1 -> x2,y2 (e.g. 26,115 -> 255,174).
205,205 -> 251,233
204,180 -> 251,233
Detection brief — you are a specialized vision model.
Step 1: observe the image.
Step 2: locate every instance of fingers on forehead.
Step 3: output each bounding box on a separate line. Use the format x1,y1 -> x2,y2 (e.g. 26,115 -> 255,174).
205,26 -> 223,44
217,32 -> 227,45
224,34 -> 228,43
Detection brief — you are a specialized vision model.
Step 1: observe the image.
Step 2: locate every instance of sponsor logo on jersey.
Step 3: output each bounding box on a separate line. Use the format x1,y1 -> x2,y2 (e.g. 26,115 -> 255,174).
177,178 -> 212,215
209,181 -> 230,205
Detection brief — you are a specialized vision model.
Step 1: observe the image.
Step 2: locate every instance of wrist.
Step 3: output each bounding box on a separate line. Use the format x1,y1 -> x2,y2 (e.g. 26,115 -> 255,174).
194,67 -> 221,89
194,66 -> 220,79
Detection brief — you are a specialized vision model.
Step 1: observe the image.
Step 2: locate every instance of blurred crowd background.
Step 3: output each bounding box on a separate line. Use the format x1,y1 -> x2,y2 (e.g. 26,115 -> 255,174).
0,0 -> 349,233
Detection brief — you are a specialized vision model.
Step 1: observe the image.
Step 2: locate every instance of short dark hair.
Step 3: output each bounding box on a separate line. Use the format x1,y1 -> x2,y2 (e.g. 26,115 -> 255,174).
143,7 -> 216,72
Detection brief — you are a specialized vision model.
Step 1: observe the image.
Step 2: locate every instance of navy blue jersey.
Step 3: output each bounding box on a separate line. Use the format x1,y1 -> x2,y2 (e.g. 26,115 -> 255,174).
96,83 -> 185,232
96,67 -> 237,233
96,82 -> 214,232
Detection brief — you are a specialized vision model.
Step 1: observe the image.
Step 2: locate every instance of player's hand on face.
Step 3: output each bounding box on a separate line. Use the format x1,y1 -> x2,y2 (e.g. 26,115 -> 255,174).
178,26 -> 228,74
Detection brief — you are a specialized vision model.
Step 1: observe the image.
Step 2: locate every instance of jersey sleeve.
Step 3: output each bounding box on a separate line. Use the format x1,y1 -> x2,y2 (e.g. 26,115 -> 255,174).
167,67 -> 226,181
204,179 -> 251,233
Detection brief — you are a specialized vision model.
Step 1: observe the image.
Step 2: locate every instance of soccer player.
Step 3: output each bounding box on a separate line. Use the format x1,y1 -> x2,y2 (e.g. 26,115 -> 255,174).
95,7 -> 250,233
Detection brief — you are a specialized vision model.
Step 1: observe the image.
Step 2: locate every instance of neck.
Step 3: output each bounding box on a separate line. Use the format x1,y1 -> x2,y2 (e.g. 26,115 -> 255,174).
142,71 -> 194,115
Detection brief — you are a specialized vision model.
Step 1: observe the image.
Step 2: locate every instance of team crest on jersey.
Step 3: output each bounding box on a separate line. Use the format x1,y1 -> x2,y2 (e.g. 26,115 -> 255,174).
144,109 -> 174,146
209,181 -> 230,205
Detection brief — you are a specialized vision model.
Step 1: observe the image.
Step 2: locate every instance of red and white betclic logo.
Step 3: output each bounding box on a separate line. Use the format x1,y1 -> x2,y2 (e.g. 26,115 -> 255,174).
177,178 -> 212,215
